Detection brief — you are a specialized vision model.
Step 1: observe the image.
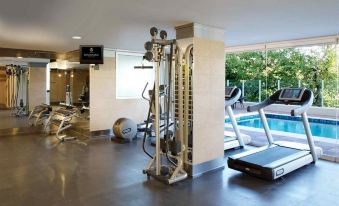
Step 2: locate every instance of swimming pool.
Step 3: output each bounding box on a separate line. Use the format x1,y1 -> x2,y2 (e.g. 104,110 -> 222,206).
226,114 -> 339,139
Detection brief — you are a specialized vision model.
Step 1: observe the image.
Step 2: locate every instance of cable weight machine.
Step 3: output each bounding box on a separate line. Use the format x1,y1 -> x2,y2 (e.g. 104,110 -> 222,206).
5,64 -> 29,117
141,27 -> 193,184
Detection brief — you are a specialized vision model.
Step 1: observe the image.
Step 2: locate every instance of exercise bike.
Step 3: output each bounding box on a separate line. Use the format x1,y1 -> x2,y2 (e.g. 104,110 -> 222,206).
138,82 -> 173,146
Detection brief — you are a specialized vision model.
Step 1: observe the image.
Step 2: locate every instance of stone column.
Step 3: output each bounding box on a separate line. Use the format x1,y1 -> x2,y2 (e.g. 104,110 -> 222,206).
28,63 -> 48,111
176,23 -> 225,177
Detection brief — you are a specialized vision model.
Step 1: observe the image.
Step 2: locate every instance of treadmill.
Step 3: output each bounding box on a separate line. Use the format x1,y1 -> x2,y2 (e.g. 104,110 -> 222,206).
228,88 -> 322,180
224,87 -> 251,150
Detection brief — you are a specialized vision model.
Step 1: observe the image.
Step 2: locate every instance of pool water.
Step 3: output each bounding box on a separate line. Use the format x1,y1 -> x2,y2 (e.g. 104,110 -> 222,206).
234,115 -> 339,139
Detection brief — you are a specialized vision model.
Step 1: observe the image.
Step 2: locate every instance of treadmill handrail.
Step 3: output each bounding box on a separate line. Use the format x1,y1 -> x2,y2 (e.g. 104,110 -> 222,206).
225,88 -> 241,107
247,89 -> 314,115
291,89 -> 313,116
247,90 -> 281,112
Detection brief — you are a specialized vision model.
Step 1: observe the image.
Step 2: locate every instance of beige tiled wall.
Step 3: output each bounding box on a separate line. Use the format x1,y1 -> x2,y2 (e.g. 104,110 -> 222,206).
29,67 -> 47,111
192,37 -> 225,164
90,57 -> 149,131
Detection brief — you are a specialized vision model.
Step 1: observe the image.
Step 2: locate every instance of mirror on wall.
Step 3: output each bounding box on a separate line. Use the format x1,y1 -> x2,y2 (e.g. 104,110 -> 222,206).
50,68 -> 89,107
0,63 -> 29,112
48,62 -> 90,120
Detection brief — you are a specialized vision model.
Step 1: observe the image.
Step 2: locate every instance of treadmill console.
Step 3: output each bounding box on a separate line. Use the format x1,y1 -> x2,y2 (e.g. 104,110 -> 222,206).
225,87 -> 236,98
279,88 -> 305,102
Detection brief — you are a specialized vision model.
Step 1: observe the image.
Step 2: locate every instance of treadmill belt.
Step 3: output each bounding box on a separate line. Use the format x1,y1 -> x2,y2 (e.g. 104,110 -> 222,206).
239,146 -> 301,166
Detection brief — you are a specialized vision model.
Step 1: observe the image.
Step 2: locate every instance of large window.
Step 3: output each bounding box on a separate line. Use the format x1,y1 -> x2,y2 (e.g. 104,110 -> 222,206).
225,35 -> 339,160
116,52 -> 154,99
226,51 -> 266,102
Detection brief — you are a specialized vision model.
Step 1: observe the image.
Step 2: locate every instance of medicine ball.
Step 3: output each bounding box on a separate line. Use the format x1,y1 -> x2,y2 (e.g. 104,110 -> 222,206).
112,118 -> 137,141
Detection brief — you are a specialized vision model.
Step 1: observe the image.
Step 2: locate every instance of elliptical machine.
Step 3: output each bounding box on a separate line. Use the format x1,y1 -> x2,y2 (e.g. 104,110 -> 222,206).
139,82 -> 172,146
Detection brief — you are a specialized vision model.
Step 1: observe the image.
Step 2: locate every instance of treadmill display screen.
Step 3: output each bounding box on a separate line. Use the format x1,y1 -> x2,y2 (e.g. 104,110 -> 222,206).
279,88 -> 305,101
225,87 -> 236,98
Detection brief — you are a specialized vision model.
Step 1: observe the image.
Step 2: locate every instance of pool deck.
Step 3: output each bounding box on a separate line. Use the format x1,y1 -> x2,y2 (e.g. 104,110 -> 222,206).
227,107 -> 339,161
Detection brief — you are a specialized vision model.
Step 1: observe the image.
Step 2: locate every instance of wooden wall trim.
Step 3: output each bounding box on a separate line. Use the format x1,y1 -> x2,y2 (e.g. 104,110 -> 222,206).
0,47 -> 57,59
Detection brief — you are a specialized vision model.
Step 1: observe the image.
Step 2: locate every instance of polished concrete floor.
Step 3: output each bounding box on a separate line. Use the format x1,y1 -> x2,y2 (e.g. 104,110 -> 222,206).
1,128 -> 339,206
0,110 -> 29,130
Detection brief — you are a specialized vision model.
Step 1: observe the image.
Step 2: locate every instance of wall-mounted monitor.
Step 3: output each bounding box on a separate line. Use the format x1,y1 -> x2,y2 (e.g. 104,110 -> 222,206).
80,45 -> 104,64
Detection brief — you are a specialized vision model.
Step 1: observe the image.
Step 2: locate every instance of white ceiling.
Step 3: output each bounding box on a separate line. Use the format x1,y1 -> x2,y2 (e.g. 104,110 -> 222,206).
0,0 -> 338,52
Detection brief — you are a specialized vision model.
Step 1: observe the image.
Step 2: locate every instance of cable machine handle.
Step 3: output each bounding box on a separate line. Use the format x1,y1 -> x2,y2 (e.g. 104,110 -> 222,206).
141,82 -> 150,102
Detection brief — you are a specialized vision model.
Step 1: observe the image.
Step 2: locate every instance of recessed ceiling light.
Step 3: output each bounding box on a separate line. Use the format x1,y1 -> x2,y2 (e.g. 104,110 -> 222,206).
72,36 -> 82,40
17,56 -> 23,59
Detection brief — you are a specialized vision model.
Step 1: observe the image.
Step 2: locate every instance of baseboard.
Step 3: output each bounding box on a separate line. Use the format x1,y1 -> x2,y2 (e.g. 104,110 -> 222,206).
90,129 -> 113,138
188,157 -> 225,178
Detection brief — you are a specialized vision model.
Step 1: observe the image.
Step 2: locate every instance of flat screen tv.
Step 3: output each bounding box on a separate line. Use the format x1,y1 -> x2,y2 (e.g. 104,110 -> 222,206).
80,45 -> 104,64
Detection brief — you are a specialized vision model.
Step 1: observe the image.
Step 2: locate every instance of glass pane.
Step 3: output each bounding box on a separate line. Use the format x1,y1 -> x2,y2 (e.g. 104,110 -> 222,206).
225,51 -> 266,103
227,79 -> 241,87
244,80 -> 260,102
301,79 -> 323,107
336,40 -> 339,160
323,80 -> 337,107
268,44 -> 338,158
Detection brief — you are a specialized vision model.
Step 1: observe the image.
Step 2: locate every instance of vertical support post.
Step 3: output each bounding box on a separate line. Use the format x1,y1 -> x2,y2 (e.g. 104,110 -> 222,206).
154,61 -> 161,175
298,80 -> 301,88
178,51 -> 184,166
184,64 -> 189,163
46,64 -> 51,105
13,75 -> 17,108
259,108 -> 273,145
241,80 -> 245,98
258,80 -> 262,102
226,80 -> 229,87
8,75 -> 10,108
277,80 -> 280,90
26,70 -> 29,114
321,80 -> 324,107
8,75 -> 14,109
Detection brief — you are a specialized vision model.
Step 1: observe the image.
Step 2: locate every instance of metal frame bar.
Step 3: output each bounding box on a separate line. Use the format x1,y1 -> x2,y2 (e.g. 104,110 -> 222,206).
301,112 -> 318,162
154,60 -> 161,175
226,106 -> 244,147
258,108 -> 274,144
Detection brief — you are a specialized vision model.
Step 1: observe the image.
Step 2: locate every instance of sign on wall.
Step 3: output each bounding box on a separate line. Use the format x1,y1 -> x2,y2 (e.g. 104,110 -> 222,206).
80,45 -> 104,64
